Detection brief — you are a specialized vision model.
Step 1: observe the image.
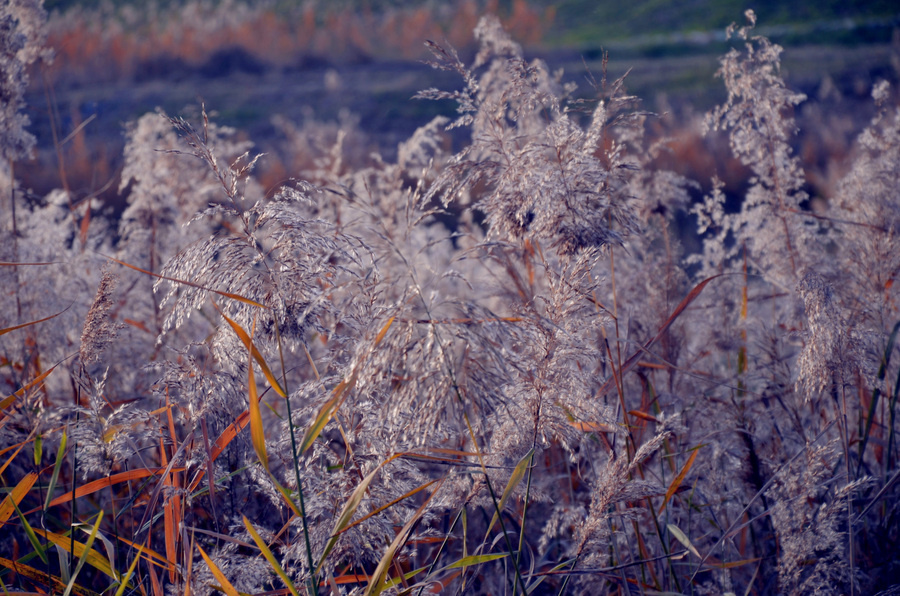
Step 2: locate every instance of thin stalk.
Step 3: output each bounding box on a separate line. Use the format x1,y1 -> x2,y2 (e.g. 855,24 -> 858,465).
644,495 -> 681,593
515,452 -> 536,572
837,382 -> 854,596
557,555 -> 578,595
607,515 -> 631,596
607,245 -> 635,461
273,312 -> 318,596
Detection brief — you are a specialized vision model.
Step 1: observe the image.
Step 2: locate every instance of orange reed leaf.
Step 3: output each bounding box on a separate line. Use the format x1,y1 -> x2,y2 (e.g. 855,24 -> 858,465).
103,254 -> 266,309
659,448 -> 700,515
214,303 -> 286,398
114,536 -> 176,572
187,410 -> 251,493
570,420 -> 617,433
0,310 -> 68,338
0,364 -> 58,417
629,410 -> 659,423
38,468 -> 183,513
0,472 -> 38,527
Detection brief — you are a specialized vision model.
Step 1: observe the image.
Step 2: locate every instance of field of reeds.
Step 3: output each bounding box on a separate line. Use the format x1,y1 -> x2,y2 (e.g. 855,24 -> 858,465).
3,1 -> 900,594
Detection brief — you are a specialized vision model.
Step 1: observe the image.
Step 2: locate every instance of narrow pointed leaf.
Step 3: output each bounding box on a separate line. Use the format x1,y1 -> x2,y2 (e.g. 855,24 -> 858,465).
317,454 -> 401,573
365,479 -> 443,596
1,364 -> 58,414
216,304 -> 286,398
113,551 -> 142,596
14,499 -> 48,564
104,255 -> 266,308
0,471 -> 38,526
44,431 -> 68,511
300,317 -> 395,453
596,275 -> 721,399
63,511 -> 104,596
113,536 -> 176,572
197,545 -> 240,596
667,523 -> 701,559
486,448 -> 533,538
442,553 -> 508,570
0,557 -> 98,596
242,516 -> 301,596
659,447 -> 699,515
247,358 -> 269,471
38,467 -> 183,514
0,309 -> 68,337
187,411 -> 251,493
33,528 -> 120,582
299,371 -> 356,453
341,478 -> 440,534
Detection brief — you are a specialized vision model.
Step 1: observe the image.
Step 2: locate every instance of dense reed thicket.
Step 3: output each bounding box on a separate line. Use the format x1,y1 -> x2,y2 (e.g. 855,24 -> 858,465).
2,1 -> 900,594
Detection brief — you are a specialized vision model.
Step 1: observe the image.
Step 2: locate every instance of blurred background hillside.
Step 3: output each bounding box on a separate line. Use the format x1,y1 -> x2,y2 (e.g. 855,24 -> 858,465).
18,0 -> 900,217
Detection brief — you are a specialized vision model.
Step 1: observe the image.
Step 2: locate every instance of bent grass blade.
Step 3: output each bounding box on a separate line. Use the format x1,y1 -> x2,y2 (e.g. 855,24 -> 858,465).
197,545 -> 241,596
659,447 -> 700,515
103,254 -> 266,308
242,515 -> 301,596
0,472 -> 38,527
485,448 -> 534,539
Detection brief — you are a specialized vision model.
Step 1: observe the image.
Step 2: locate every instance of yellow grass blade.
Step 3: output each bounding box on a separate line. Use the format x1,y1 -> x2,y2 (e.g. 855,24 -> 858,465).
0,556 -> 98,596
708,557 -> 761,569
441,553 -> 508,570
114,536 -> 176,572
197,545 -> 240,596
113,550 -> 142,596
0,472 -> 38,527
242,516 -> 301,596
659,447 -> 699,515
667,523 -> 701,558
64,512 -> 104,596
300,316 -> 395,453
340,478 -> 440,535
373,316 -> 395,346
486,448 -> 533,538
299,370 -> 356,454
33,528 -> 122,583
246,354 -> 269,471
215,304 -> 286,398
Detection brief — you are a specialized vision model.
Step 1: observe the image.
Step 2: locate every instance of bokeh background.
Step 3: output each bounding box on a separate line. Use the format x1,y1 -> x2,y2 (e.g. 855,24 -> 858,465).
20,0 -> 900,223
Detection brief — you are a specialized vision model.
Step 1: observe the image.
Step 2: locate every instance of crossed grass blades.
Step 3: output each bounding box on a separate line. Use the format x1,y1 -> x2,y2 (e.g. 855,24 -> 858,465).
3,2 -> 900,594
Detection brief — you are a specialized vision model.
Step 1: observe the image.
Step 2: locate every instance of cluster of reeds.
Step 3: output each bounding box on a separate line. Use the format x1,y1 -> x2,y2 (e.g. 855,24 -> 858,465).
42,0 -> 550,86
3,2 -> 900,594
